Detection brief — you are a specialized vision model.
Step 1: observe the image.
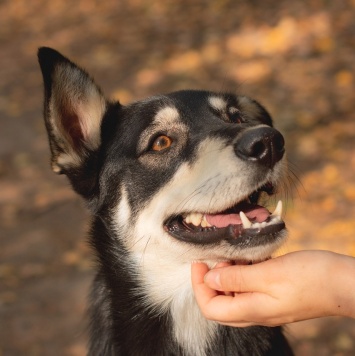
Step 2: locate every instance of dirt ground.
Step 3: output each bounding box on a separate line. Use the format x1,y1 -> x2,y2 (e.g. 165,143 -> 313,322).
1,1 -> 355,355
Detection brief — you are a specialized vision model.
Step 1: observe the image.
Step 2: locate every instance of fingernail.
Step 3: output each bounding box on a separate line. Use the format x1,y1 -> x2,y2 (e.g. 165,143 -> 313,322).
204,270 -> 221,289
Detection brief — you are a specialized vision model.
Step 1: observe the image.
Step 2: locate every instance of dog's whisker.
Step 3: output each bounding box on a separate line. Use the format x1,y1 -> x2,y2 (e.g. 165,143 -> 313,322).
175,179 -> 218,212
176,174 -> 233,214
139,235 -> 152,267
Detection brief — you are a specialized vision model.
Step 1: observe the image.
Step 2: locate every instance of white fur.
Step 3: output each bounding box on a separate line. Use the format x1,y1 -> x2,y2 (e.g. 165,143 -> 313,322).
114,186 -> 132,237
228,106 -> 239,114
55,151 -> 82,170
154,106 -> 180,125
208,96 -> 227,112
169,277 -> 218,356
237,96 -> 261,118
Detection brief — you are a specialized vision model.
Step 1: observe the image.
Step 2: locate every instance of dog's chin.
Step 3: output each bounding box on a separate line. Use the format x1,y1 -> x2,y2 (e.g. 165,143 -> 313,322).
164,182 -> 286,249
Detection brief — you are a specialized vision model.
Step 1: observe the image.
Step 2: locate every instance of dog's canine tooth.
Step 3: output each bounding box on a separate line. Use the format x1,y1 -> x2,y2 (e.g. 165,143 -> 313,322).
271,200 -> 283,219
240,211 -> 252,229
190,213 -> 203,226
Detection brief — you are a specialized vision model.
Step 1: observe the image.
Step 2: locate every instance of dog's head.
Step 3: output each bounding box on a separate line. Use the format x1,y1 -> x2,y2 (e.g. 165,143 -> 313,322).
38,47 -> 287,266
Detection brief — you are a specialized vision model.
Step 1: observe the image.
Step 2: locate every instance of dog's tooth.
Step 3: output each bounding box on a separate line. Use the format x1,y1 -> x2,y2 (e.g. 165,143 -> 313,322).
201,215 -> 212,228
240,211 -> 252,229
201,219 -> 208,228
190,213 -> 203,226
271,200 -> 283,218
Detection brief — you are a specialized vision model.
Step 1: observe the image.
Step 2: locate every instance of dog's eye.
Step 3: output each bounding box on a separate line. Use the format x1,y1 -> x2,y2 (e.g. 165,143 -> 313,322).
151,135 -> 173,151
228,107 -> 243,124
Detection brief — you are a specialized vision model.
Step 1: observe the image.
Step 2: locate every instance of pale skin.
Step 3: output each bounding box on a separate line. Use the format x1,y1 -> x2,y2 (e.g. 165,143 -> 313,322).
191,250 -> 355,327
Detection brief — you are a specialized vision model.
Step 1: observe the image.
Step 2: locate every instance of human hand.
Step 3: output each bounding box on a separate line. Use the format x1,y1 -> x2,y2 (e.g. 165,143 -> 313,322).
191,251 -> 355,327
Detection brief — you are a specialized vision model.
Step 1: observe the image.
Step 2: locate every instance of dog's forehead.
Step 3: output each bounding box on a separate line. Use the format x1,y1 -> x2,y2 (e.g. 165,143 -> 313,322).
121,90 -> 272,136
129,91 -> 213,114
166,90 -> 230,114
130,91 -> 236,115
159,90 -> 269,125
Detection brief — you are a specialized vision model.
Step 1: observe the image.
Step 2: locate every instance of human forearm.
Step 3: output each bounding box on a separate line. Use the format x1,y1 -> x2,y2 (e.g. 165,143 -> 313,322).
330,252 -> 355,318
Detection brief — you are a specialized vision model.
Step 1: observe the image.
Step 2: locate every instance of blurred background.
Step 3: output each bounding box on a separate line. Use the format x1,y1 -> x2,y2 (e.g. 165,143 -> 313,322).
1,0 -> 355,355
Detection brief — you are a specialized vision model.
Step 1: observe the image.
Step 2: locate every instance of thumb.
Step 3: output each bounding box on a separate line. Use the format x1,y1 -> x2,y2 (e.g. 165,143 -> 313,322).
204,263 -> 268,293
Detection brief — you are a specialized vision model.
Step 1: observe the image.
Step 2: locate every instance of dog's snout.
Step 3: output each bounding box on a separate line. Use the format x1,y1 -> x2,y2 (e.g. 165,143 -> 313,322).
235,127 -> 285,168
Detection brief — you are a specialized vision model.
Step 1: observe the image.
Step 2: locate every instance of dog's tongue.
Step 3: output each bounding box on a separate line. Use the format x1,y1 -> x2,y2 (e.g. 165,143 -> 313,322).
205,204 -> 270,228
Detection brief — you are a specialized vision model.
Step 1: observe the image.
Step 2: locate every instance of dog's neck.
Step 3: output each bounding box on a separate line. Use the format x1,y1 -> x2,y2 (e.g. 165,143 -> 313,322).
135,254 -> 218,356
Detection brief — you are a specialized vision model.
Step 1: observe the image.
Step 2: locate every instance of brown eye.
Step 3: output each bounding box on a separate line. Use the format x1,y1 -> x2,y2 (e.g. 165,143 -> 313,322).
151,135 -> 173,151
228,107 -> 243,124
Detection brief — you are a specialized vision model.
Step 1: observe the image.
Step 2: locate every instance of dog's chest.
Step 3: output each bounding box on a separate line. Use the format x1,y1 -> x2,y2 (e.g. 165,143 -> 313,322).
137,256 -> 217,356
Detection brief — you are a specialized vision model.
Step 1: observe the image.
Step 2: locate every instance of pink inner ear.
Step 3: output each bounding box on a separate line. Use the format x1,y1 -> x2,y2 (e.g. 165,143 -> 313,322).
59,102 -> 85,151
56,94 -> 104,152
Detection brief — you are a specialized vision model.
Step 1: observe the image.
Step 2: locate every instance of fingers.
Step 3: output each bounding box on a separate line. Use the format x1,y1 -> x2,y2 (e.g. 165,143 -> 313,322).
191,262 -> 219,302
191,263 -> 262,324
204,262 -> 270,293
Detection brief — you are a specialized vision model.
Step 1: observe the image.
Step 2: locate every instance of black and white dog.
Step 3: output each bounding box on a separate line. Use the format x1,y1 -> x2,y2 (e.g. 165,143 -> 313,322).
38,47 -> 293,356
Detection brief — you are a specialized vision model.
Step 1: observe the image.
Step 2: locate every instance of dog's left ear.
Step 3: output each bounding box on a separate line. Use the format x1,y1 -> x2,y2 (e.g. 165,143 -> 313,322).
38,47 -> 107,174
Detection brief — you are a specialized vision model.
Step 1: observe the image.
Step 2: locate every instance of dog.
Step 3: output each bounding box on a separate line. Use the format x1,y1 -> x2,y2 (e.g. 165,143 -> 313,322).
38,47 -> 293,356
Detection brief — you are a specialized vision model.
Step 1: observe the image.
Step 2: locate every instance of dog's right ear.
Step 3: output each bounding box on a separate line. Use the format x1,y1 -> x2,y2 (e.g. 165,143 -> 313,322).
38,47 -> 107,174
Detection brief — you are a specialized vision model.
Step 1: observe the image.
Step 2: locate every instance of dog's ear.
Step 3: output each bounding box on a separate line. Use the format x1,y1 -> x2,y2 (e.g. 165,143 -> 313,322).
38,47 -> 107,174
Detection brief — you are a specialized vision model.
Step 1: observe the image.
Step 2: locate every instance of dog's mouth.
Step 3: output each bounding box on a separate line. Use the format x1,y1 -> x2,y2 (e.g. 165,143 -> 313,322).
164,182 -> 285,246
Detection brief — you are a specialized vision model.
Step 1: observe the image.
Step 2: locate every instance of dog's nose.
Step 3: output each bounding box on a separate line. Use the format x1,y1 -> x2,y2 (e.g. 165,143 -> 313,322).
235,127 -> 285,168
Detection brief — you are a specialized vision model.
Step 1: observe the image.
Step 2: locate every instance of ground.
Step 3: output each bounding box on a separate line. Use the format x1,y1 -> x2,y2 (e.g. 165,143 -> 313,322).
1,1 -> 355,355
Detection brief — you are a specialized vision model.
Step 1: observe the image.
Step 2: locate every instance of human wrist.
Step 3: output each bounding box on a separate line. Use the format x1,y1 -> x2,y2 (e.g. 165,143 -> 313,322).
329,253 -> 355,318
